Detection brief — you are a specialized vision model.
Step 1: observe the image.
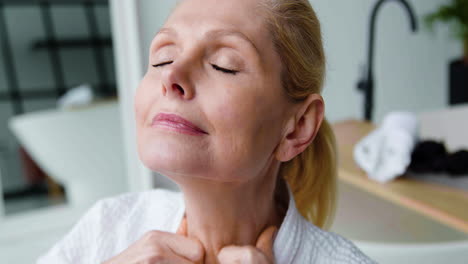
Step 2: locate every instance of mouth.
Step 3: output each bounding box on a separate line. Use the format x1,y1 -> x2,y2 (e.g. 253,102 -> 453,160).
151,113 -> 208,136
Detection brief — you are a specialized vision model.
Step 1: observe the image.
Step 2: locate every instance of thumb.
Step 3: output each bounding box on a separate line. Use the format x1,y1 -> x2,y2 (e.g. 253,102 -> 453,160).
255,226 -> 278,261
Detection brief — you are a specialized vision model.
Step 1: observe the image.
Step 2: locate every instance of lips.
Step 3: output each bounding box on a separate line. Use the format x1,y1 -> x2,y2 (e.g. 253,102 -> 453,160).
152,113 -> 208,135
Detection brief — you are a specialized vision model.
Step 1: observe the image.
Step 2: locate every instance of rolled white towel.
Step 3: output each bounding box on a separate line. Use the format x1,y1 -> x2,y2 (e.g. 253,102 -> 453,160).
57,83 -> 94,110
354,112 -> 419,183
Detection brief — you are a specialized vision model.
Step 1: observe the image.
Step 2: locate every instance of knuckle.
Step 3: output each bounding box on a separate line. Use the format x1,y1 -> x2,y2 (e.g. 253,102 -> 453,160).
191,240 -> 204,259
146,230 -> 162,238
147,254 -> 166,263
242,246 -> 258,262
217,247 -> 235,262
217,247 -> 228,259
147,244 -> 165,256
143,230 -> 163,242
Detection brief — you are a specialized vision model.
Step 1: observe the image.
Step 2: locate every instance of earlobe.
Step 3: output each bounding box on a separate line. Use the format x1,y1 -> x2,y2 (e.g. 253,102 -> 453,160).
275,117 -> 296,162
275,94 -> 324,162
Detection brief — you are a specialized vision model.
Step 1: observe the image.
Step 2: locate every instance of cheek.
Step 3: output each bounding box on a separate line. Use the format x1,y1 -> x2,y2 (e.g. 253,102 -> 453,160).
134,75 -> 157,126
209,77 -> 262,127
208,84 -> 280,177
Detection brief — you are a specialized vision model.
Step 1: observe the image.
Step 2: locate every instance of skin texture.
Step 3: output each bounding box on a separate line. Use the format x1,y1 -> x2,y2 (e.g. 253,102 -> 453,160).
132,0 -> 325,263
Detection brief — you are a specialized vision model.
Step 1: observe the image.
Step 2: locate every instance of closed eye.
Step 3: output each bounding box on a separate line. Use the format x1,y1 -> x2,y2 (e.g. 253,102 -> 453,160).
152,61 -> 238,75
211,64 -> 238,75
152,61 -> 173,67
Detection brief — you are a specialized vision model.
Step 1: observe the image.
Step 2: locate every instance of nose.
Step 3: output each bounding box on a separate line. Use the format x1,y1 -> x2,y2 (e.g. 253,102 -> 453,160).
160,62 -> 195,100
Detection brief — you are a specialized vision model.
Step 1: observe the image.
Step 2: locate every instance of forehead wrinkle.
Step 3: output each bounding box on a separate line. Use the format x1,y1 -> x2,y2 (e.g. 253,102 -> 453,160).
205,29 -> 261,56
158,26 -> 260,55
153,25 -> 263,64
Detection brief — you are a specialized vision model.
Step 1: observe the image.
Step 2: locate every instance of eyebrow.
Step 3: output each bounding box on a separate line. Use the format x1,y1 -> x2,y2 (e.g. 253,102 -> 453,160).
157,27 -> 177,37
156,27 -> 260,55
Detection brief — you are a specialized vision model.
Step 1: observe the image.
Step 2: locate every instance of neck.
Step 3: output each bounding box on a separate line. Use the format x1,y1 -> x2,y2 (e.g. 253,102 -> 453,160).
176,162 -> 288,264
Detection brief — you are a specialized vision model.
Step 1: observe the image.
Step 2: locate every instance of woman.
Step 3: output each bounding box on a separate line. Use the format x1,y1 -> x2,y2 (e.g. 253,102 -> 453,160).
38,0 -> 375,263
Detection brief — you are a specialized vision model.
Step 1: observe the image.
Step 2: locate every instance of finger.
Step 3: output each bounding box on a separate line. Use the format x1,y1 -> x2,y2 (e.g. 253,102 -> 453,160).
165,235 -> 204,263
146,231 -> 204,262
176,216 -> 187,236
218,245 -> 270,263
155,252 -> 198,264
217,246 -> 241,263
255,226 -> 278,261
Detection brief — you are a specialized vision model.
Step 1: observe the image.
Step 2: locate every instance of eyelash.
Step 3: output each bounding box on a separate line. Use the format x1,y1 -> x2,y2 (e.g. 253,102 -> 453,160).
152,61 -> 239,75
152,61 -> 173,67
211,64 -> 238,75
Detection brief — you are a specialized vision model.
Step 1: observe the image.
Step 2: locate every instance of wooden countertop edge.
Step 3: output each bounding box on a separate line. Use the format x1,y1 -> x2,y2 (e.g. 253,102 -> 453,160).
338,168 -> 468,234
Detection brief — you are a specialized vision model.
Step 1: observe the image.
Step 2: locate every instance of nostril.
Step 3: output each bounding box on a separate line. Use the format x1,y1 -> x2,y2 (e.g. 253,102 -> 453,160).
172,84 -> 185,95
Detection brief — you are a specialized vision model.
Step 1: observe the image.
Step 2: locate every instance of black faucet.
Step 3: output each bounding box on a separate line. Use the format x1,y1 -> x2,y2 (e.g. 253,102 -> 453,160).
357,0 -> 418,121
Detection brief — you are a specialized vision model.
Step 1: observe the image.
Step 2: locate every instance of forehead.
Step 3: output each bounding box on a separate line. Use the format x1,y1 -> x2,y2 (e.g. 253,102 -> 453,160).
164,0 -> 271,49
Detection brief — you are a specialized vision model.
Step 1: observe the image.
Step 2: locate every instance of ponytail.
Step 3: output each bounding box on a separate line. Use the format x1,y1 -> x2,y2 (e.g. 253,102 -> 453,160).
279,119 -> 337,229
264,0 -> 337,229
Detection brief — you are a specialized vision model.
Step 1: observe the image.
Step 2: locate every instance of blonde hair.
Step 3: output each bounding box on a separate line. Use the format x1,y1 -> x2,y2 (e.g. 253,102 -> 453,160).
263,0 -> 337,230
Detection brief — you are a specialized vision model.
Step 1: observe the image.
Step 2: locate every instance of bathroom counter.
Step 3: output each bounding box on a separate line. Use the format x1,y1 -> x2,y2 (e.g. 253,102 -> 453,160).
332,119 -> 468,234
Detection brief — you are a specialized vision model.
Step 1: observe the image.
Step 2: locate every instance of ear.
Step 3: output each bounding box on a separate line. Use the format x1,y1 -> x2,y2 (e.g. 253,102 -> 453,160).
275,94 -> 324,162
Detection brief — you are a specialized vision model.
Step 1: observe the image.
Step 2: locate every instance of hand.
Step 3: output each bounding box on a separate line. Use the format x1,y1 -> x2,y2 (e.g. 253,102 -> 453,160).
217,226 -> 277,264
102,217 -> 204,264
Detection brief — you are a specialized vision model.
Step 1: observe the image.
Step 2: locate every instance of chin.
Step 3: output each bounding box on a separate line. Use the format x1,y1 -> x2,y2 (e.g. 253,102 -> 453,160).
136,130 -> 253,184
137,135 -> 211,177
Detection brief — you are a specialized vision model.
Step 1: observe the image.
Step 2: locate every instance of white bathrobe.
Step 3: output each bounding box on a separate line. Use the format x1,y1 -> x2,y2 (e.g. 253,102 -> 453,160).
37,183 -> 375,263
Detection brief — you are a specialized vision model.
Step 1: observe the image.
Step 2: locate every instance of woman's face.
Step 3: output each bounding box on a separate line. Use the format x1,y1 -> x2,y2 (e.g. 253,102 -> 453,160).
135,0 -> 292,184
